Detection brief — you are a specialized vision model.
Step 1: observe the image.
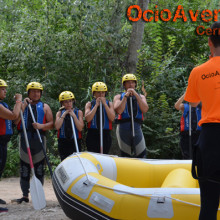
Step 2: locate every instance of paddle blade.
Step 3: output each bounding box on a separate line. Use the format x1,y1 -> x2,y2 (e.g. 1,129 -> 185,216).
30,175 -> 46,210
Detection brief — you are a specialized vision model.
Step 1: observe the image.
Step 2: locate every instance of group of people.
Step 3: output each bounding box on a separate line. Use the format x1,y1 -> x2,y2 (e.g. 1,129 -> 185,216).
1,21 -> 220,220
0,73 -> 148,212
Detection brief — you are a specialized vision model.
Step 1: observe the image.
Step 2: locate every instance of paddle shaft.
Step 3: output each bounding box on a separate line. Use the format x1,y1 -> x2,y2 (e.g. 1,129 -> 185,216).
20,110 -> 46,210
27,103 -> 53,177
129,97 -> 135,137
20,111 -> 35,172
129,97 -> 136,156
100,102 -> 103,154
189,104 -> 192,159
70,115 -> 79,153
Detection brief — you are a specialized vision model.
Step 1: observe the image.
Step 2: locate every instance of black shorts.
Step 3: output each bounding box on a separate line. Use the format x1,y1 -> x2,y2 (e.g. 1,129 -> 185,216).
86,129 -> 112,154
58,138 -> 82,161
195,123 -> 220,180
180,131 -> 200,159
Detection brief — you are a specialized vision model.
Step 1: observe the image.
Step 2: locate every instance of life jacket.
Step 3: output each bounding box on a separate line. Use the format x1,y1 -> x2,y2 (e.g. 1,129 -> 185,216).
57,108 -> 82,139
180,103 -> 201,132
116,92 -> 143,124
87,99 -> 112,130
0,102 -> 13,136
17,101 -> 46,133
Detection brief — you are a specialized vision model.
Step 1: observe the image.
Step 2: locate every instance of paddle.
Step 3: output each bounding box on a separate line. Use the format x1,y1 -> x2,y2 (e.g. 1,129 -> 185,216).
189,104 -> 192,159
27,102 -> 53,177
20,111 -> 46,210
129,97 -> 136,156
70,114 -> 79,153
100,102 -> 103,154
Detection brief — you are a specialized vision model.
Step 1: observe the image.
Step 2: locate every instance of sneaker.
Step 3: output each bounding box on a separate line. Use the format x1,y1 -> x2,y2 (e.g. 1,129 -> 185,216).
0,199 -> 6,205
15,197 -> 29,204
0,207 -> 8,213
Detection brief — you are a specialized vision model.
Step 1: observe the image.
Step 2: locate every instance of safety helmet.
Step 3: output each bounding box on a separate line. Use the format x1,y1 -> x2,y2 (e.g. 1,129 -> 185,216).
26,82 -> 43,92
0,79 -> 8,87
59,91 -> 75,102
122,74 -> 137,84
92,82 -> 107,93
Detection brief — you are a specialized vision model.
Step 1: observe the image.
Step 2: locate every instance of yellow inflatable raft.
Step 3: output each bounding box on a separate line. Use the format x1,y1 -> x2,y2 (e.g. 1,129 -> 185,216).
52,152 -> 220,220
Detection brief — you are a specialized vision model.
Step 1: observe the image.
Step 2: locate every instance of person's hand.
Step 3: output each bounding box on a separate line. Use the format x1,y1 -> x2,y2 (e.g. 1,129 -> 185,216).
24,98 -> 32,105
32,122 -> 43,130
61,110 -> 70,118
100,97 -> 106,104
68,110 -> 76,118
127,88 -> 136,97
22,97 -> 32,108
95,97 -> 101,107
14,94 -> 22,102
125,90 -> 131,97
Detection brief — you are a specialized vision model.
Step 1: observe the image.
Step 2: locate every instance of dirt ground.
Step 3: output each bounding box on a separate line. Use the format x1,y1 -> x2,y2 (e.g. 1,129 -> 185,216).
0,177 -> 70,220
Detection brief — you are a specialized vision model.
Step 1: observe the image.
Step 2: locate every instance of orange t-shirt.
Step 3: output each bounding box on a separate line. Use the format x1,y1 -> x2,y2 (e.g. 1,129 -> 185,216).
185,56 -> 220,126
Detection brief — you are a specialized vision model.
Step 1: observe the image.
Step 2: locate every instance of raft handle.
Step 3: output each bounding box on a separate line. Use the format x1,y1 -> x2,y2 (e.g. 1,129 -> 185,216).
157,197 -> 165,203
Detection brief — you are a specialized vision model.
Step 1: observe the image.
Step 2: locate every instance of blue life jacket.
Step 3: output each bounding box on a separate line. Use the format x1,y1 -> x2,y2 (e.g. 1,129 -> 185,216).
17,101 -> 46,133
116,92 -> 143,124
87,99 -> 112,130
0,102 -> 13,136
180,103 -> 201,132
58,108 -> 82,139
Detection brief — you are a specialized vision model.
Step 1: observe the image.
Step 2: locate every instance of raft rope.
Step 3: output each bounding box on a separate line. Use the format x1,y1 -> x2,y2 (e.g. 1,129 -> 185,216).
75,153 -> 220,210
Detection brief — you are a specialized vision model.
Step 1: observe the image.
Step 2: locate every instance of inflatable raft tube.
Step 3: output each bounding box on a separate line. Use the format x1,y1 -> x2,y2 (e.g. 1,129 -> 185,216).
52,152 -> 220,220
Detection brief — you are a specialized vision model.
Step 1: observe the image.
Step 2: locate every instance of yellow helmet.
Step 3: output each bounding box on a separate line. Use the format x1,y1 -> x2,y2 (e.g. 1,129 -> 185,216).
59,91 -> 75,102
26,82 -> 43,92
92,82 -> 107,93
0,79 -> 8,87
122,74 -> 137,84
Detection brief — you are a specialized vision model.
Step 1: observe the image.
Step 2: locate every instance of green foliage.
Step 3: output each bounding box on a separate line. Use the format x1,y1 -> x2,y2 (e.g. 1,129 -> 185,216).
3,137 -> 20,177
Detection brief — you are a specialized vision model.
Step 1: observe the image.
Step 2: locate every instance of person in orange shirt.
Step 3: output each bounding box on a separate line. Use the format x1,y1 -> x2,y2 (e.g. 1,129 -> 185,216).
185,22 -> 220,220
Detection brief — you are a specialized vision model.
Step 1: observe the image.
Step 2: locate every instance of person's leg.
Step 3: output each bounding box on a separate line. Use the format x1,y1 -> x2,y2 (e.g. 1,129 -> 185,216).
0,143 -> 7,178
34,159 -> 45,185
199,179 -> 220,220
134,129 -> 147,158
58,139 -> 67,161
120,150 -> 132,157
180,133 -> 190,159
103,131 -> 112,154
17,159 -> 30,203
0,143 -> 7,204
86,130 -> 100,153
116,125 -> 132,156
58,139 -> 75,161
70,138 -> 81,153
137,149 -> 147,158
76,139 -> 82,152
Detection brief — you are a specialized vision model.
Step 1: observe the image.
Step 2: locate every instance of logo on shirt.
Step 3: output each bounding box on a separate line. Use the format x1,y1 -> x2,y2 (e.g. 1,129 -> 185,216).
201,71 -> 220,80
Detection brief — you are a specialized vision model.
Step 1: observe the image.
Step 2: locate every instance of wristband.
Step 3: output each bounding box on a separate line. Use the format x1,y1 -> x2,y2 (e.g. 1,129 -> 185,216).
16,100 -> 22,103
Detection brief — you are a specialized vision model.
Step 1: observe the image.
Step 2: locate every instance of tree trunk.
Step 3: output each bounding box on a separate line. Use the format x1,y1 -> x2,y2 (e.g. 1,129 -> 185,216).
125,0 -> 149,74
